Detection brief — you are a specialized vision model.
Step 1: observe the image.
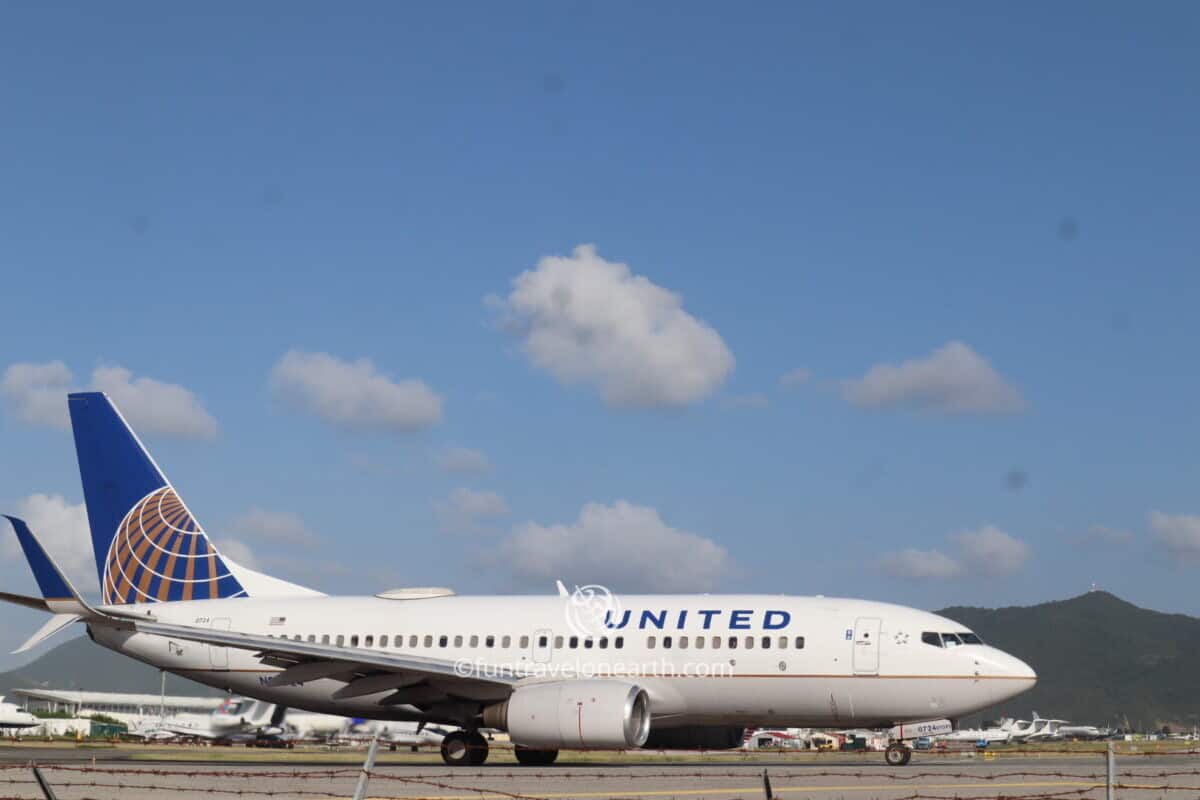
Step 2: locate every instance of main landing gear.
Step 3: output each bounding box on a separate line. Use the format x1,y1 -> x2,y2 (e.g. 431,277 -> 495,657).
884,742 -> 913,766
440,730 -> 490,766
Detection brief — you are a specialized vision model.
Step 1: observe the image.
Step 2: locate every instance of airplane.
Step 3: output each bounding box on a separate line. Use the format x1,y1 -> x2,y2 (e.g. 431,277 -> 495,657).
337,718 -> 453,751
934,726 -> 1011,745
0,392 -> 1037,767
0,697 -> 38,731
129,698 -> 289,745
1057,723 -> 1113,741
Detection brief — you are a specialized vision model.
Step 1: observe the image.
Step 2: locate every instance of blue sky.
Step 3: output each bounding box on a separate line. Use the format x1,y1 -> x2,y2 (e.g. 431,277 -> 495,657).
1,2 -> 1198,667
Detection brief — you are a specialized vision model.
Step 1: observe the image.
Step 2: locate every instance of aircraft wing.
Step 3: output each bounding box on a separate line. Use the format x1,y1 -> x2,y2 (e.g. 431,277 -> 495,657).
128,618 -> 517,705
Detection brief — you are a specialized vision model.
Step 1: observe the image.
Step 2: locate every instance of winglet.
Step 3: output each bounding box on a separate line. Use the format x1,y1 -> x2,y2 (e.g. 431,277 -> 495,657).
3,515 -> 94,616
555,580 -> 568,597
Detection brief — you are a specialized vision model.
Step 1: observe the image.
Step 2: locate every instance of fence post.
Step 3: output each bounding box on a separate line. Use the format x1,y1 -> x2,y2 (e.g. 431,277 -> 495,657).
1105,740 -> 1115,800
31,765 -> 58,800
762,768 -> 775,800
353,734 -> 381,800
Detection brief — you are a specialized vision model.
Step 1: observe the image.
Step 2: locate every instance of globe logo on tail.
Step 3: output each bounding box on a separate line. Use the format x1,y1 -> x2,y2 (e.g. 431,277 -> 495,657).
103,486 -> 244,604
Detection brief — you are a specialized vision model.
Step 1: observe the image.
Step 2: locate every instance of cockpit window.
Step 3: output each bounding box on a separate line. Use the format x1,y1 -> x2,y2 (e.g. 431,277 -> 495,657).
959,632 -> 984,644
941,632 -> 963,647
921,632 -> 942,647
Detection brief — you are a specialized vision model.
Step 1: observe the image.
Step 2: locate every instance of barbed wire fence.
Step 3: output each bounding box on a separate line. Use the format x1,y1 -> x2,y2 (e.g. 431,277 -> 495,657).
1,743 -> 1198,800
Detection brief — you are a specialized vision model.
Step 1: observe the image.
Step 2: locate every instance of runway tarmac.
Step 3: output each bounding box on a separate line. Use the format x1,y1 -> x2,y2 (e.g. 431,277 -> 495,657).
1,752 -> 1198,800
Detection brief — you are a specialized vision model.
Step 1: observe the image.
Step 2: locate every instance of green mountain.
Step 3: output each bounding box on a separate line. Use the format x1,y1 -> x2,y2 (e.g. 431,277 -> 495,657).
938,591 -> 1200,730
0,636 -> 221,698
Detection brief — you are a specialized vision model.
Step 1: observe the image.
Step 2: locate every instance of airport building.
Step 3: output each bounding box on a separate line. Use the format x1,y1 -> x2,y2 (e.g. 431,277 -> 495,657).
12,689 -> 224,718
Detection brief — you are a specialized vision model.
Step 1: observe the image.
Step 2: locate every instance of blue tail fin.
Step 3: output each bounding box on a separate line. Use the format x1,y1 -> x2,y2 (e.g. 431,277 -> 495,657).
3,515 -> 77,602
68,392 -> 248,604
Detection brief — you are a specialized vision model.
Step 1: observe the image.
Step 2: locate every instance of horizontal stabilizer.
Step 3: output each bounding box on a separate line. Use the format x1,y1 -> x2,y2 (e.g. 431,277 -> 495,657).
0,590 -> 50,612
14,613 -> 80,654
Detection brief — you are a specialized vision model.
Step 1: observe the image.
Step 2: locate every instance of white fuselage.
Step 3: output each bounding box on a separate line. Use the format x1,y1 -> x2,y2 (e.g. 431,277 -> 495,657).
90,593 -> 1036,731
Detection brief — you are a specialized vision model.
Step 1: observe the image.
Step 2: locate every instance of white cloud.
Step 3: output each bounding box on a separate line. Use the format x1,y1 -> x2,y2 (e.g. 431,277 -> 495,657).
213,538 -> 258,570
779,368 -> 812,387
229,508 -> 317,546
842,341 -> 1025,414
270,350 -> 443,432
952,525 -> 1031,575
494,244 -> 734,409
1,494 -> 97,591
1,361 -> 217,439
436,488 -> 510,535
0,362 -> 73,429
91,366 -> 217,439
880,524 -> 1029,581
880,548 -> 964,580
435,447 -> 492,475
494,500 -> 731,592
1149,511 -> 1200,563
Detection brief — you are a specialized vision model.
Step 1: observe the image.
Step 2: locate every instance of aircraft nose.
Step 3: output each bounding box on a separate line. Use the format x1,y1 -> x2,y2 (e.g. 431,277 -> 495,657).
979,646 -> 1037,683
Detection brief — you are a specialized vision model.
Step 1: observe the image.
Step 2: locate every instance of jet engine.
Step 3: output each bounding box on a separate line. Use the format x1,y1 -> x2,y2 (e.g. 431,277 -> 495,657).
483,680 -> 650,749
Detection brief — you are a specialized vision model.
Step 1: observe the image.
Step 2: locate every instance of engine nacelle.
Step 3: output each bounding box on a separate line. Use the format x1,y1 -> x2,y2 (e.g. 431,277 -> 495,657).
644,725 -> 745,750
484,680 -> 651,750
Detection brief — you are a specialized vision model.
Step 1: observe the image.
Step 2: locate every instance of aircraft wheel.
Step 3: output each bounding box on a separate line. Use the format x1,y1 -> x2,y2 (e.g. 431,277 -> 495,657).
466,730 -> 489,765
441,731 -> 472,766
514,746 -> 559,766
885,742 -> 912,766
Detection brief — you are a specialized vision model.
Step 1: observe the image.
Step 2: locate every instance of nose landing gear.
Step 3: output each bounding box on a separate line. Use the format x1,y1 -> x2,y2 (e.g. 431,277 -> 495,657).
884,742 -> 912,766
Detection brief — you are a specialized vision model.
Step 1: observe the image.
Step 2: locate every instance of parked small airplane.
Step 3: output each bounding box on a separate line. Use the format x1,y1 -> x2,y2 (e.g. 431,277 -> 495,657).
0,697 -> 38,730
130,698 -> 288,744
338,718 -> 453,751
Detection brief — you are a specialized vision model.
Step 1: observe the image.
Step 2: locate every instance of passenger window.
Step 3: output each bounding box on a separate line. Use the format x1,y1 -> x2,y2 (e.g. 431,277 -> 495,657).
519,635 -> 530,648
485,635 -> 495,648
364,635 -> 373,647
663,636 -> 672,649
679,636 -> 688,649
538,635 -> 548,647
321,634 -> 330,644
424,635 -> 433,647
744,636 -> 754,649
598,637 -> 608,649
469,635 -> 479,647
379,635 -> 387,648
336,635 -> 345,647
762,636 -> 771,649
554,636 -> 563,648
350,635 -> 359,647
569,636 -> 579,649
307,634 -> 316,643
438,635 -> 448,647
712,636 -> 721,649
647,636 -> 656,649
409,635 -> 418,648
584,638 -> 593,649
728,636 -> 738,649
921,632 -> 942,648
794,636 -> 805,649
694,636 -> 704,650
454,635 -> 464,647
778,636 -> 787,649
615,636 -> 624,649
501,636 -> 511,648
